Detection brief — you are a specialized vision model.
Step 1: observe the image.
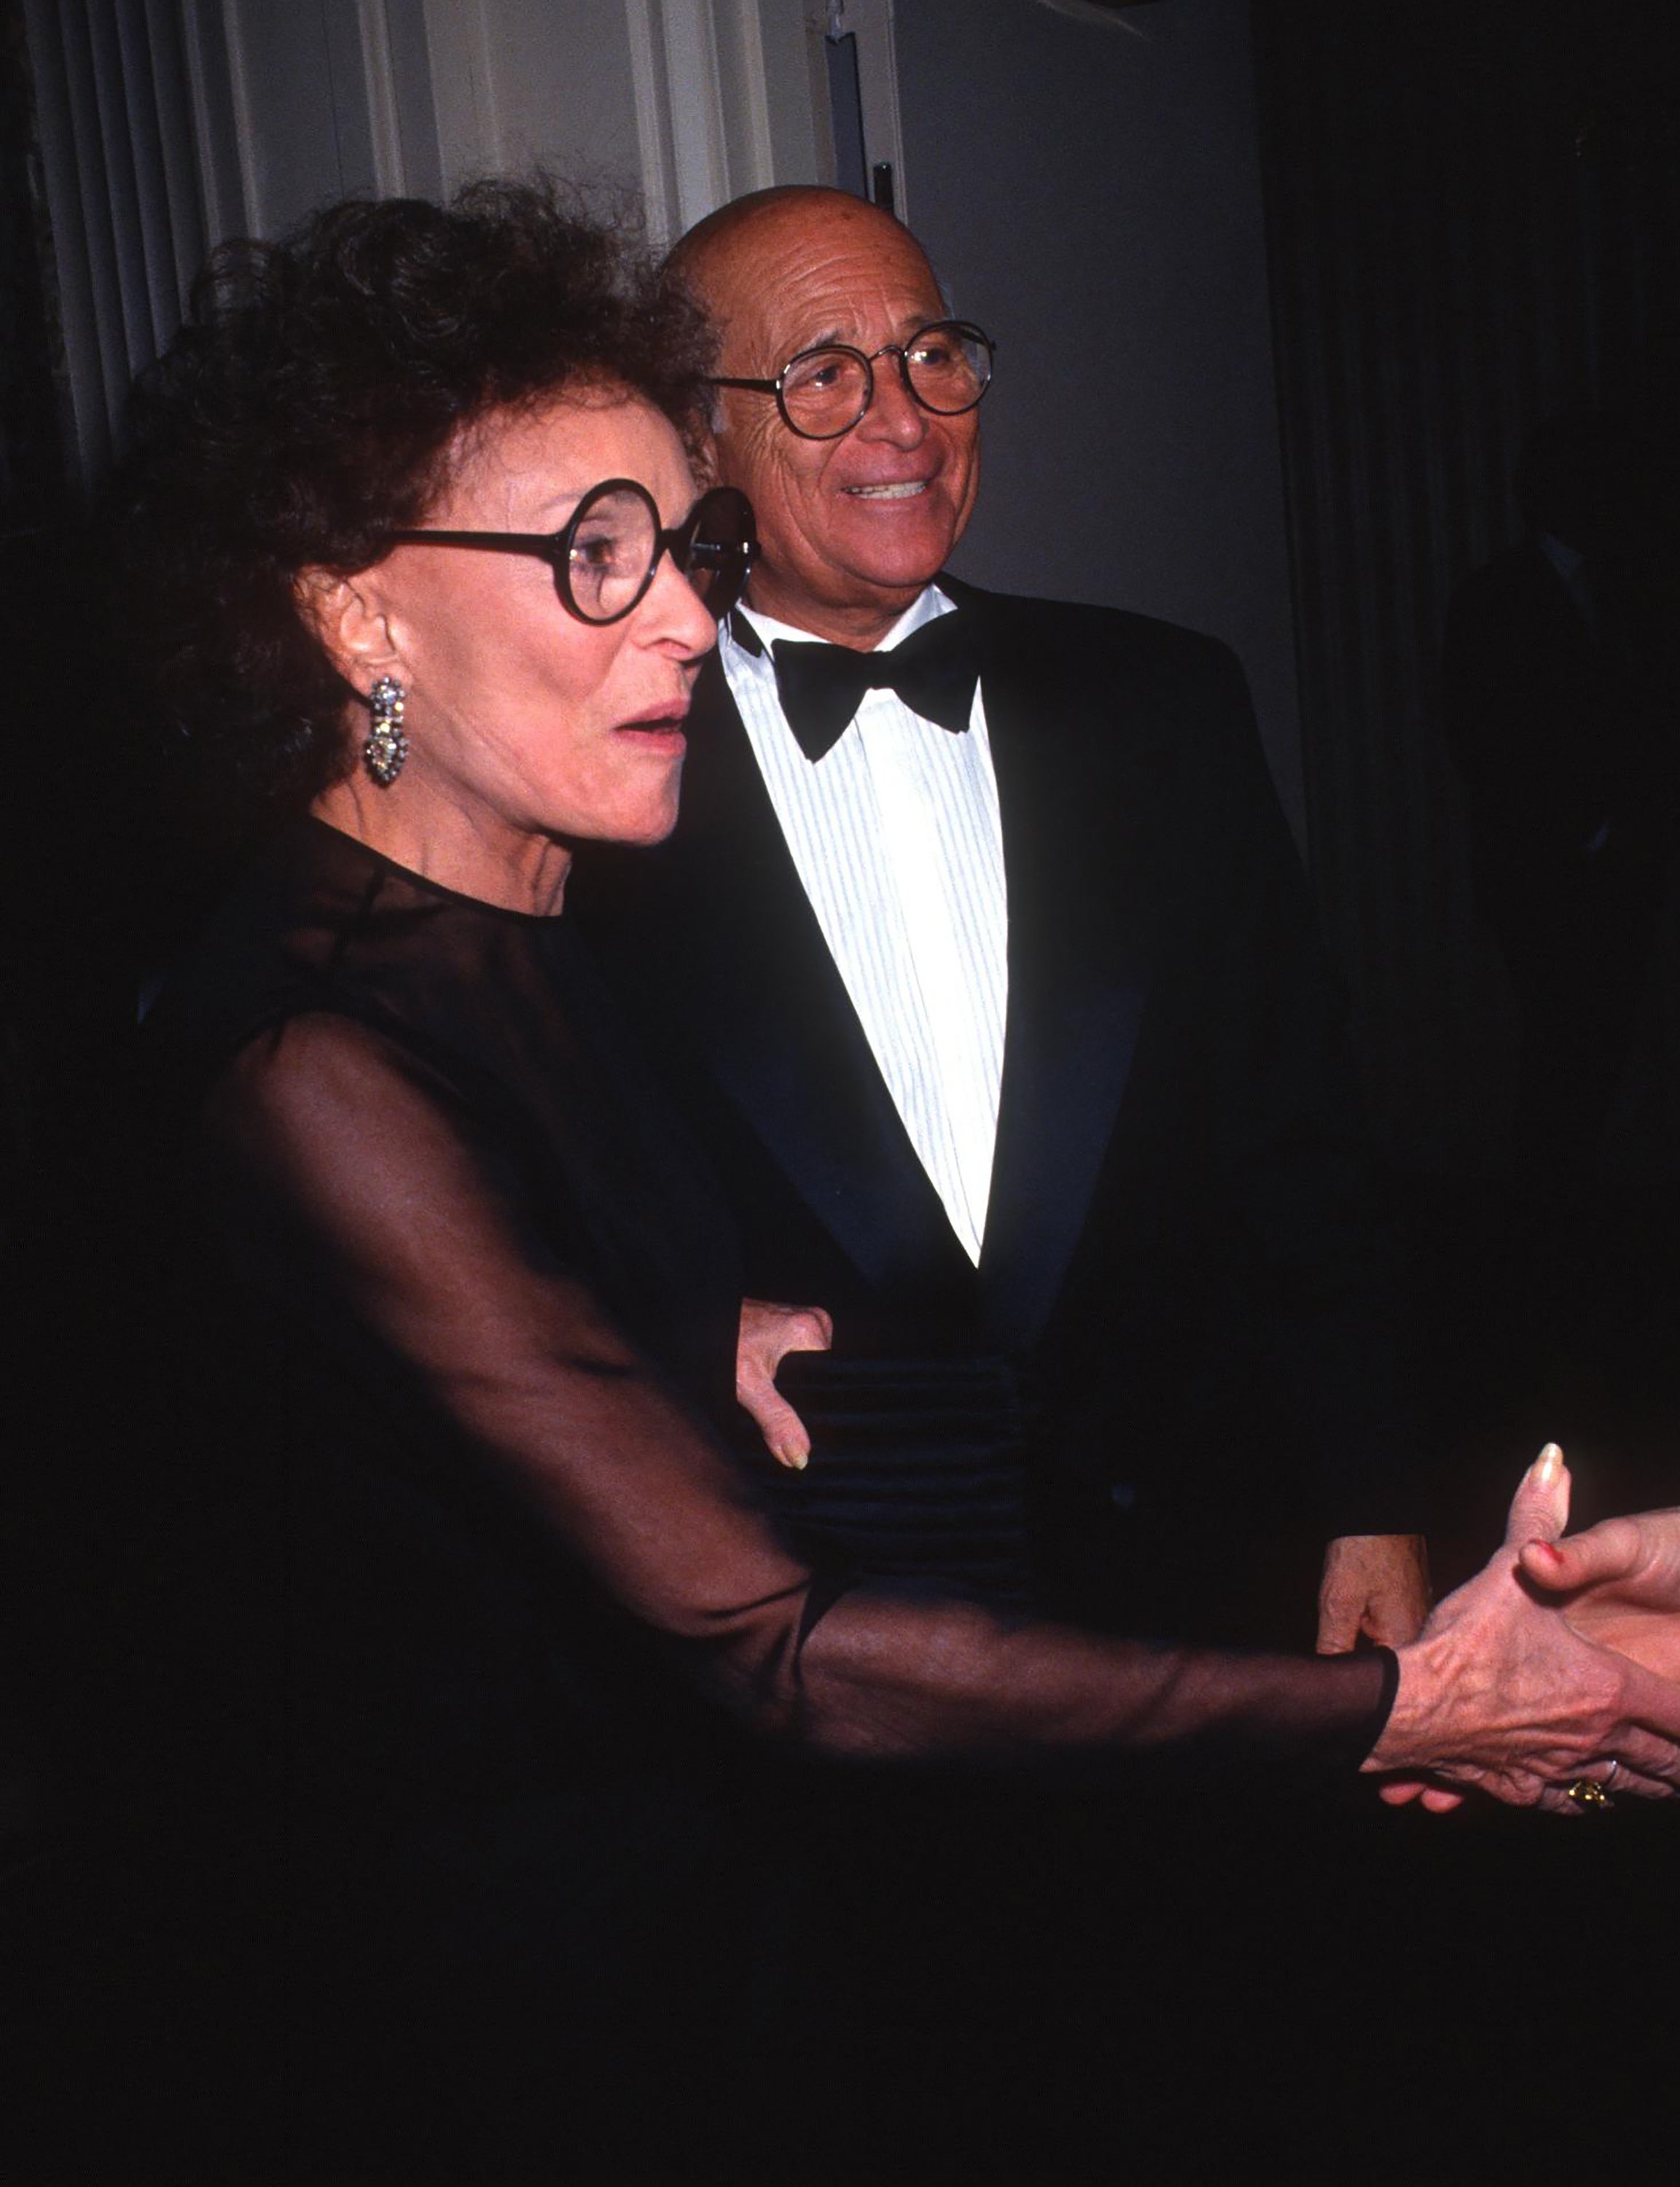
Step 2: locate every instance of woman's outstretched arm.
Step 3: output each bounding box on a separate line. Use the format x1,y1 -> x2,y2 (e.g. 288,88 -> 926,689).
208,1016 -> 1680,1800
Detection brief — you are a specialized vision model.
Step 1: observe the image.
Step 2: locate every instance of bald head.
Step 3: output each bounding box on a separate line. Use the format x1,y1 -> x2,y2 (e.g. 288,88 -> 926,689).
671,188 -> 980,647
671,185 -> 923,313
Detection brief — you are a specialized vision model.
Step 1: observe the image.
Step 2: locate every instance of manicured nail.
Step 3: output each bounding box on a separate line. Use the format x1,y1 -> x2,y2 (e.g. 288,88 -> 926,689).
1535,1443 -> 1563,1483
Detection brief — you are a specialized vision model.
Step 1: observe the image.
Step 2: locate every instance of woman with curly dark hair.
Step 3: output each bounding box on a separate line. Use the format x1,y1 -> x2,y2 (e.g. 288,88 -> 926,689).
119,179 -> 1680,2183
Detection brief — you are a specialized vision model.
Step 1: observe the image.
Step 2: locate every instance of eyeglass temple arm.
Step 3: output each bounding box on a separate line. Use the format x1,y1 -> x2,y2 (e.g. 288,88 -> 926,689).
386,530 -> 563,555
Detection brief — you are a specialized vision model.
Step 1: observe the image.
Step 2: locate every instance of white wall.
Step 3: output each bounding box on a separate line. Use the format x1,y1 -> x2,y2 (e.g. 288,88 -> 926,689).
23,0 -> 838,491
209,0 -> 832,246
894,0 -> 1306,834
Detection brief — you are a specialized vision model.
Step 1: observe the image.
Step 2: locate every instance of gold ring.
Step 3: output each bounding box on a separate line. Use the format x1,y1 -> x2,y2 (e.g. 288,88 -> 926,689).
1565,1777 -> 1614,1811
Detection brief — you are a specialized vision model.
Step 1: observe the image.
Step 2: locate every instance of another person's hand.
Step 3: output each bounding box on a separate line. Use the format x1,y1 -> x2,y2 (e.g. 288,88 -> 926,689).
735,1298 -> 833,1469
1520,1504 -> 1680,1683
1317,1532 -> 1431,1652
1364,1445 -> 1680,1812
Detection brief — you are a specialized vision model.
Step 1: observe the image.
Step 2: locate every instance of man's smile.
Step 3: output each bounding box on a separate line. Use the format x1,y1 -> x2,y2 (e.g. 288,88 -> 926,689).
843,480 -> 931,499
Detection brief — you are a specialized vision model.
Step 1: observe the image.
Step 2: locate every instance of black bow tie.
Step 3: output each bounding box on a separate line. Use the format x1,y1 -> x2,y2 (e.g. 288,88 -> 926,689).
766,612 -> 980,761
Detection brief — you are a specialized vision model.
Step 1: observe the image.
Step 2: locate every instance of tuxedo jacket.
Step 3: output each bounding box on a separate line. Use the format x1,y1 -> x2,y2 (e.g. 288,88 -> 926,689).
574,579 -> 1416,1599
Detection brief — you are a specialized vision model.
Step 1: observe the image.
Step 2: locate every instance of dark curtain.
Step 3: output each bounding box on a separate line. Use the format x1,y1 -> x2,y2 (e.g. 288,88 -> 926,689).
1252,0 -> 1680,1176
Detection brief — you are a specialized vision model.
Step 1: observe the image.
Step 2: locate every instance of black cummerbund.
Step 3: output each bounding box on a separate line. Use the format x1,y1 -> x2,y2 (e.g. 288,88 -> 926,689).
751,1352 -> 1038,1608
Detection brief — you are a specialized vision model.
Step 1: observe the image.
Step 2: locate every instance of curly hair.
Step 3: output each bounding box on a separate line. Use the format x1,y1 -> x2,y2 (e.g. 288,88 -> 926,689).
114,177 -> 714,813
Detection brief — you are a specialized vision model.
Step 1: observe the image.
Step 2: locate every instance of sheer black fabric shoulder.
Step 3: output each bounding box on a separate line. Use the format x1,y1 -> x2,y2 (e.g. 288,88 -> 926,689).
146,819 -> 1394,1795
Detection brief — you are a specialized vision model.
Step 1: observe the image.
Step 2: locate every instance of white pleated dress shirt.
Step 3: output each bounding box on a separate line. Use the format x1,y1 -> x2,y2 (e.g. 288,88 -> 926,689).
722,585 -> 1008,1264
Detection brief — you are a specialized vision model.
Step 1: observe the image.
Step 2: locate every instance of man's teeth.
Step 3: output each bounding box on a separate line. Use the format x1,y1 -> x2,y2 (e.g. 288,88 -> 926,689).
847,480 -> 927,499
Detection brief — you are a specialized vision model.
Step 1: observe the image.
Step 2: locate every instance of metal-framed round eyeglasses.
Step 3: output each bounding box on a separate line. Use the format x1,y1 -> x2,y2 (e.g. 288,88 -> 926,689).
708,320 -> 994,442
384,480 -> 757,626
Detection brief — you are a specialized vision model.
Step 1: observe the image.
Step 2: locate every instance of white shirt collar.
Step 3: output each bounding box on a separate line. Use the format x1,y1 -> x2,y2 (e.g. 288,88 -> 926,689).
724,583 -> 957,680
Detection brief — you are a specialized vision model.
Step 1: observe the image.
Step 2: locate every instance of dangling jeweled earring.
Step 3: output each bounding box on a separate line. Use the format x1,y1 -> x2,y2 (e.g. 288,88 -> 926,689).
363,676 -> 409,787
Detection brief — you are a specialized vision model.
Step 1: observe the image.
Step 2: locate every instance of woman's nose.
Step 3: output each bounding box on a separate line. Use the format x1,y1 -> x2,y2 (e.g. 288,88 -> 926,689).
644,546 -> 722,657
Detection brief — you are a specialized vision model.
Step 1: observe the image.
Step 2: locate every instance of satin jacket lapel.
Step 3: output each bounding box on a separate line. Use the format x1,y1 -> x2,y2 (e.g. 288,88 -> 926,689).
960,588 -> 1162,1350
667,657 -> 972,1295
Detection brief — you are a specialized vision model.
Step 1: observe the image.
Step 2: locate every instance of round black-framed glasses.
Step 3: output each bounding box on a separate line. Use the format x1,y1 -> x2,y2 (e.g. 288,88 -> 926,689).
708,319 -> 994,442
384,480 -> 757,627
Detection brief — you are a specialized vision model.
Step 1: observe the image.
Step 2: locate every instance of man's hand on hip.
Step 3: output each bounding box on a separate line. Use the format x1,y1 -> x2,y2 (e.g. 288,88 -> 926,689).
735,1298 -> 833,1469
1317,1532 -> 1431,1652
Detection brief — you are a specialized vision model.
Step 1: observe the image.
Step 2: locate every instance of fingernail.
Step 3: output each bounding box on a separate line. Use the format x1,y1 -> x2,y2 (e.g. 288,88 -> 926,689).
1535,1443 -> 1563,1483
784,1449 -> 808,1471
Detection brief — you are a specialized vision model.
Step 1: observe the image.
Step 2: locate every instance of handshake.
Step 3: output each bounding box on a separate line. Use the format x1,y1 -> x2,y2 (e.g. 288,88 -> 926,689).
1366,1445 -> 1680,1814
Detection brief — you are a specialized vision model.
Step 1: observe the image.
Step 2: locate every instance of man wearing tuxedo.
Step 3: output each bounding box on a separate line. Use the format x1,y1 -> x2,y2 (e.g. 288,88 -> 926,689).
576,184 -> 1427,1650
